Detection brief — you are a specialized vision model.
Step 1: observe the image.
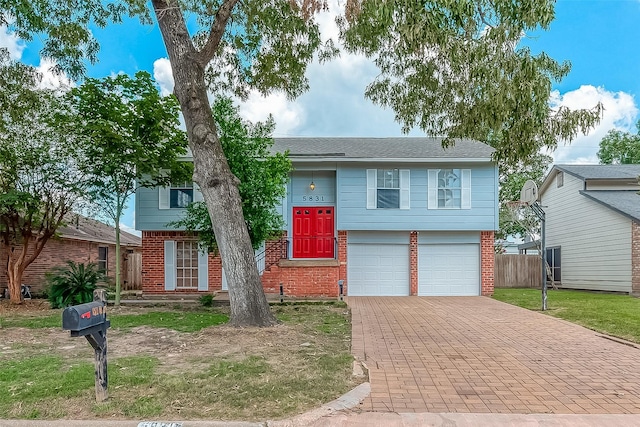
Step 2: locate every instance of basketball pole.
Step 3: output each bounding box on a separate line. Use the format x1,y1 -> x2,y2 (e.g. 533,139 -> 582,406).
530,202 -> 547,311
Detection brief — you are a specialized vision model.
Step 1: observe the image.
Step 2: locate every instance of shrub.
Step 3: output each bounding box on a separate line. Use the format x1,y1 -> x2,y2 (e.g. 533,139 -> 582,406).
198,294 -> 214,307
46,261 -> 106,308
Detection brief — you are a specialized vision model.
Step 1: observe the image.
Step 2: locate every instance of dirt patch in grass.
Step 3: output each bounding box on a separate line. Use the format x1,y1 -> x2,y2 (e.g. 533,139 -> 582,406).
0,300 -> 362,421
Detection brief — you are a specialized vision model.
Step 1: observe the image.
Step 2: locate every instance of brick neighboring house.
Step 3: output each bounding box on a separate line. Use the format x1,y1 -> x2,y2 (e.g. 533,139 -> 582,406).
136,137 -> 498,298
540,164 -> 640,294
0,215 -> 142,296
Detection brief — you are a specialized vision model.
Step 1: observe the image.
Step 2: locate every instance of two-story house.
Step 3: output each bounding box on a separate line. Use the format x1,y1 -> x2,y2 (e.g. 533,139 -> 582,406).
136,137 -> 498,297
539,164 -> 640,294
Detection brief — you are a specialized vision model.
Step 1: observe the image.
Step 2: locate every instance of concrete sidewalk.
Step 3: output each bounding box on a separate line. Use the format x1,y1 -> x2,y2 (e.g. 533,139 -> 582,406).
3,412 -> 640,427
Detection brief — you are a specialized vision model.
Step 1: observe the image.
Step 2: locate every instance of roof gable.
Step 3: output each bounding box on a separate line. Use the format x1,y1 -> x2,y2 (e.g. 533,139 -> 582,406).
541,164 -> 640,195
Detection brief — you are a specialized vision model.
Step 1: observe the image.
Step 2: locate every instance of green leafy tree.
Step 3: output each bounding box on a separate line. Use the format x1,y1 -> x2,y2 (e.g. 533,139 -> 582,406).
2,0 -> 602,325
68,71 -> 191,306
0,56 -> 87,304
497,153 -> 552,242
171,97 -> 291,252
597,123 -> 640,164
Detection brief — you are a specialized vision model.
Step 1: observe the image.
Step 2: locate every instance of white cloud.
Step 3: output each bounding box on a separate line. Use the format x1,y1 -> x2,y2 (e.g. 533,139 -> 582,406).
0,24 -> 25,59
549,85 -> 638,164
238,2 -> 419,138
35,58 -> 73,90
153,58 -> 174,96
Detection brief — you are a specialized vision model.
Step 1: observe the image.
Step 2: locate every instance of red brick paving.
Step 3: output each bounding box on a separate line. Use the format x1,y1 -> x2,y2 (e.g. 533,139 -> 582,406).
348,296 -> 640,414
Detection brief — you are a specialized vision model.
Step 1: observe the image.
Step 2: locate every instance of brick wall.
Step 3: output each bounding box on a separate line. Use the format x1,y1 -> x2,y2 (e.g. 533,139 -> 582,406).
481,231 -> 495,296
632,222 -> 640,296
141,231 -> 222,294
410,231 -> 418,295
0,238 -> 138,295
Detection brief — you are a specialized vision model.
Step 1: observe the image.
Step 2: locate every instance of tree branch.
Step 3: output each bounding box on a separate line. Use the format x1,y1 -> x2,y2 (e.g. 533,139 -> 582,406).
197,0 -> 240,67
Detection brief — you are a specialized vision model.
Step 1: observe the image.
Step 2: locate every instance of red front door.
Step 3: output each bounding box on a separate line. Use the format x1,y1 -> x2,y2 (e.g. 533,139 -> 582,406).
292,207 -> 335,258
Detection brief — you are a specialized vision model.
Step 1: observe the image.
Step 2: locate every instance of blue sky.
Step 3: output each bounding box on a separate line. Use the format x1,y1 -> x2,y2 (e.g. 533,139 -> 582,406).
2,0 -> 640,232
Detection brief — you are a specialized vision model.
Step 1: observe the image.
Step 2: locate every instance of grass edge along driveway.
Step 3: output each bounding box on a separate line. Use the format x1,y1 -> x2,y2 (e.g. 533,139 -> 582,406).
493,288 -> 640,344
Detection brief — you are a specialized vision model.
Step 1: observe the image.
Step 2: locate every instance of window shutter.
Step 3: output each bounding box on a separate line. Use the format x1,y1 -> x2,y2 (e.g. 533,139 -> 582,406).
399,169 -> 410,209
159,186 -> 170,209
461,169 -> 471,209
164,240 -> 176,291
427,169 -> 438,209
366,169 -> 377,209
193,183 -> 204,202
197,249 -> 208,291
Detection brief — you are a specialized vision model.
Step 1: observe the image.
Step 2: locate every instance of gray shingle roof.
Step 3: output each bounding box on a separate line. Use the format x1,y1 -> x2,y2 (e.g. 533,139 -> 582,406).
272,137 -> 494,160
59,215 -> 141,246
557,164 -> 640,180
580,190 -> 640,222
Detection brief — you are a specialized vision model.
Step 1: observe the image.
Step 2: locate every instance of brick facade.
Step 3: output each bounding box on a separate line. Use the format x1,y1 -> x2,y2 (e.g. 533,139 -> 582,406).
409,231 -> 418,295
141,231 -> 222,294
480,230 -> 495,296
142,229 -> 496,298
632,222 -> 640,296
0,238 -> 139,295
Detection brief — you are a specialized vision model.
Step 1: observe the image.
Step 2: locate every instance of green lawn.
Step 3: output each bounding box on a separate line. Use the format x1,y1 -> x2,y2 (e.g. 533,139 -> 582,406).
0,302 -> 359,420
493,288 -> 640,344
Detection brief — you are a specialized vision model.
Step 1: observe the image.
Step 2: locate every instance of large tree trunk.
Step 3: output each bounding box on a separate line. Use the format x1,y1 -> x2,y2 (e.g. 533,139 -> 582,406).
5,234 -> 47,304
152,0 -> 276,327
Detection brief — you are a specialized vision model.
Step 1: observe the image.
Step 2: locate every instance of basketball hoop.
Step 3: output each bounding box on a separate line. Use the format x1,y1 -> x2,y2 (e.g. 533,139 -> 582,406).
520,180 -> 539,205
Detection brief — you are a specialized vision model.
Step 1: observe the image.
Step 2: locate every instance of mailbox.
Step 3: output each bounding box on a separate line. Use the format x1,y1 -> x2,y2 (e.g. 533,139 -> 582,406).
62,301 -> 108,334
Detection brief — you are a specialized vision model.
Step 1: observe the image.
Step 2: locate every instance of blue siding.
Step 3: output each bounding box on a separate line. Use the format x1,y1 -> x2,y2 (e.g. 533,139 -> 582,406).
136,186 -> 190,231
136,162 -> 498,233
336,163 -> 497,231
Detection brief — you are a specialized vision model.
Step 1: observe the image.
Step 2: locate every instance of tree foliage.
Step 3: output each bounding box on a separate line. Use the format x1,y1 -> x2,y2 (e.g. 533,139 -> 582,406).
0,56 -> 87,303
171,97 -> 291,252
1,0 -> 603,323
339,0 -> 601,164
597,122 -> 640,164
496,152 -> 552,241
67,71 -> 191,305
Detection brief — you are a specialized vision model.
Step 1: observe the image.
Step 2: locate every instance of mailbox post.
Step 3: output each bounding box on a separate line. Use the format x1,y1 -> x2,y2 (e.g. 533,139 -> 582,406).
62,289 -> 110,402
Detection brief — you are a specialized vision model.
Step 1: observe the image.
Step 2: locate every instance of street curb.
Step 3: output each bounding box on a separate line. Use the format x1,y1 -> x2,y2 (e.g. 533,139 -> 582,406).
267,382 -> 371,427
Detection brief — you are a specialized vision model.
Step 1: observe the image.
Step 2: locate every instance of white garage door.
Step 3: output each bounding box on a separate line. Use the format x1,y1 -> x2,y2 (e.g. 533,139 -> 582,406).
418,244 -> 479,296
347,244 -> 409,296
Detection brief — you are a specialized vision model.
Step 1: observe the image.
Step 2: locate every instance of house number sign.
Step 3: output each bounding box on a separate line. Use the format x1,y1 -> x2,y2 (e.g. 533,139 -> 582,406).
301,195 -> 326,202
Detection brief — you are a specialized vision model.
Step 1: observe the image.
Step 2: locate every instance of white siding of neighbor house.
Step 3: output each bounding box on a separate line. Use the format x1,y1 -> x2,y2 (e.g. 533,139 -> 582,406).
585,180 -> 640,191
543,172 -> 632,292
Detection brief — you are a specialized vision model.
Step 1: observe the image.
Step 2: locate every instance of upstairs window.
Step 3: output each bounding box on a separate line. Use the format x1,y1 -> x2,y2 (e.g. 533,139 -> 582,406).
428,169 -> 471,209
159,181 -> 202,209
377,169 -> 400,208
556,171 -> 564,188
366,169 -> 410,209
169,181 -> 193,208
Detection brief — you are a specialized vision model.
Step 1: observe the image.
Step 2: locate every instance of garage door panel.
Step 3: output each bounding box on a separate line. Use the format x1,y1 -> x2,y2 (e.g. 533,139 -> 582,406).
348,243 -> 409,296
419,244 -> 479,296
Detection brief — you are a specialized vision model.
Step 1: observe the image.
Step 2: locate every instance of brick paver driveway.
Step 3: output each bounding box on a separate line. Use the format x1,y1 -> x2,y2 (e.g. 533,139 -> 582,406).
348,296 -> 640,414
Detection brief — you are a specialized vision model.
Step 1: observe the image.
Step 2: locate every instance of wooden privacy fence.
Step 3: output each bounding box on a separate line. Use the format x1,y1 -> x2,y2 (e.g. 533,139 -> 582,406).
123,252 -> 142,290
494,254 -> 542,288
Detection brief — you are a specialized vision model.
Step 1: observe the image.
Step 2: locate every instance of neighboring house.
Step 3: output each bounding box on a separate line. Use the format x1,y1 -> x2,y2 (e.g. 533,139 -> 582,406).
540,164 -> 640,294
0,215 -> 142,296
136,137 -> 499,297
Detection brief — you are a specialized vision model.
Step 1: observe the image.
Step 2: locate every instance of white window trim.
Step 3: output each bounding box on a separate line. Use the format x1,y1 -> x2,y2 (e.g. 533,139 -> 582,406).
428,168 -> 471,210
366,168 -> 410,210
164,240 -> 208,291
158,182 -> 203,209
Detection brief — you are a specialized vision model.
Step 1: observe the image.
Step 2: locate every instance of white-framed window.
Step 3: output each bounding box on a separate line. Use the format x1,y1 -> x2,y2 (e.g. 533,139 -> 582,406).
159,181 -> 202,209
169,181 -> 194,208
176,240 -> 199,289
428,169 -> 471,209
556,171 -> 564,188
366,169 -> 410,209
